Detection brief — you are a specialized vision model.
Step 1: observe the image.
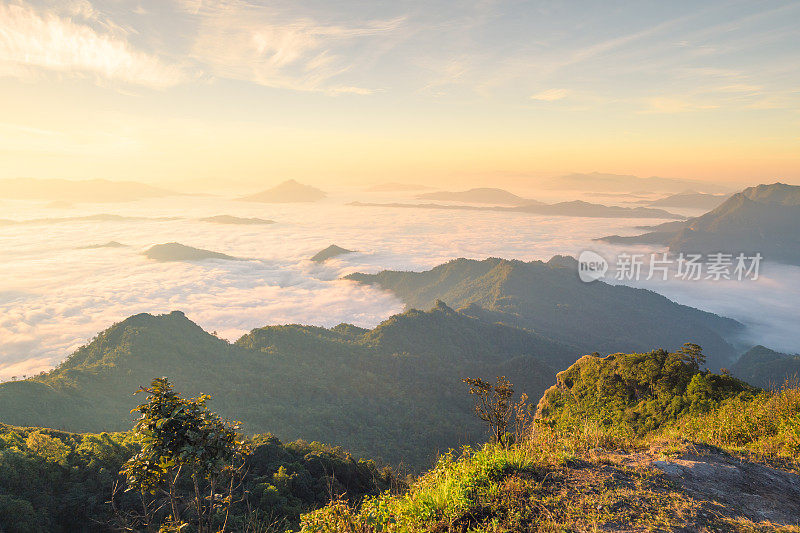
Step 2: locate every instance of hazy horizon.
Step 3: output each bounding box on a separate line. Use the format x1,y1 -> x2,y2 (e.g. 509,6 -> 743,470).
1,172 -> 797,198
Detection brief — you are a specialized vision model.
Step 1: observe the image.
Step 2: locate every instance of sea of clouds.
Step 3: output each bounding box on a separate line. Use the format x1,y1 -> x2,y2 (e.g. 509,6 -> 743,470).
1,190 -> 798,379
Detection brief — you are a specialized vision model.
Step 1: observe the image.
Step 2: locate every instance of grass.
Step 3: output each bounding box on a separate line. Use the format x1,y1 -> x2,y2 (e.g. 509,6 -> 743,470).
297,383 -> 800,533
671,381 -> 800,469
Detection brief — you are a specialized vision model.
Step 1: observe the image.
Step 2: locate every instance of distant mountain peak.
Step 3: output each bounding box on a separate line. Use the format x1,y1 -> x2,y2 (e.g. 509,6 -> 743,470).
310,244 -> 355,262
740,182 -> 800,206
416,187 -> 539,205
238,180 -> 326,203
143,243 -> 240,262
599,182 -> 800,266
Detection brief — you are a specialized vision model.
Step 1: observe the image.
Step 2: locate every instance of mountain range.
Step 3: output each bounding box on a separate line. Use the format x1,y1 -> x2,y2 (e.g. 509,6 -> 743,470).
0,253 -> 761,467
349,199 -> 684,219
600,183 -> 800,266
647,191 -> 730,210
536,172 -> 732,194
0,304 -> 572,467
345,256 -> 741,368
143,242 -> 240,262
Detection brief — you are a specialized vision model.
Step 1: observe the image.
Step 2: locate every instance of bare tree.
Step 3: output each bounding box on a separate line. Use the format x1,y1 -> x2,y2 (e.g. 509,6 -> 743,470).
463,376 -> 524,446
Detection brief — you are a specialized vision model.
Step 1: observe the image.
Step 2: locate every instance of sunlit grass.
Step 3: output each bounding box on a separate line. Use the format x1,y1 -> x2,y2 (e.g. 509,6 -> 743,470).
299,382 -> 800,533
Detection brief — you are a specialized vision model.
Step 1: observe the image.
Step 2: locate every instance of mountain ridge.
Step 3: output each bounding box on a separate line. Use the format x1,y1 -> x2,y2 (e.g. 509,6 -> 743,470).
344,256 -> 742,368
599,183 -> 800,265
0,305 -> 572,466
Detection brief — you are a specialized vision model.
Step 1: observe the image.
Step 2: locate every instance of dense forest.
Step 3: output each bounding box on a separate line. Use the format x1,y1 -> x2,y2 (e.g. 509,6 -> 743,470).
0,303 -> 571,467
0,404 -> 393,532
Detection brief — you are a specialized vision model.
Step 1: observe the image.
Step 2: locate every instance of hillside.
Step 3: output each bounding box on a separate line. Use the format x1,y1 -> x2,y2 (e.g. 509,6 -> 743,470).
732,345 -> 800,388
0,305 -> 574,467
416,188 -> 540,205
239,179 -> 326,203
345,256 -> 742,368
600,183 -> 800,266
302,348 -> 800,532
535,346 -> 756,434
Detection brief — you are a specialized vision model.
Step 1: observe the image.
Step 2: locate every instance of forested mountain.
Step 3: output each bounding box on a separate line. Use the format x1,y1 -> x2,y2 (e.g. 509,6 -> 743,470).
601,183 -> 800,266
0,304 -> 573,467
731,345 -> 800,388
345,256 -> 741,368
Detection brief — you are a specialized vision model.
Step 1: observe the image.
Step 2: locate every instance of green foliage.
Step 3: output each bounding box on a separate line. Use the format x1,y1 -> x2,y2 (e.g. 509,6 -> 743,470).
119,378 -> 250,532
535,344 -> 757,435
0,306 -> 562,467
24,430 -> 70,465
0,423 -> 392,532
0,424 -> 136,532
0,495 -> 39,533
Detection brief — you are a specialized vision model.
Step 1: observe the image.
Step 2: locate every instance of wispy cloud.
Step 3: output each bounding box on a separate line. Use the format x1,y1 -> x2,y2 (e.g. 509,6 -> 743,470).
0,1 -> 184,88
183,0 -> 404,94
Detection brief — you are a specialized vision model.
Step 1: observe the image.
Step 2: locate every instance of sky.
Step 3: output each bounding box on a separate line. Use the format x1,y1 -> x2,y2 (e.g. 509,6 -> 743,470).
0,0 -> 799,189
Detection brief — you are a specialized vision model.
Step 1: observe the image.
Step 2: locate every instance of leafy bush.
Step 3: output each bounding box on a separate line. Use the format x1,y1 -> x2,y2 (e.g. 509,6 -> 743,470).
535,345 -> 756,435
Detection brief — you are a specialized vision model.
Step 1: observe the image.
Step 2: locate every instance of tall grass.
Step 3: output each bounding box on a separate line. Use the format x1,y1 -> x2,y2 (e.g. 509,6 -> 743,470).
300,444 -> 538,533
673,380 -> 800,463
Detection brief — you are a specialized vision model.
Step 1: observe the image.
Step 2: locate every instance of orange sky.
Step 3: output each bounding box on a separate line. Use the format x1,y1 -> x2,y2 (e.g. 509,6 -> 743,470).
1,0 -> 799,190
